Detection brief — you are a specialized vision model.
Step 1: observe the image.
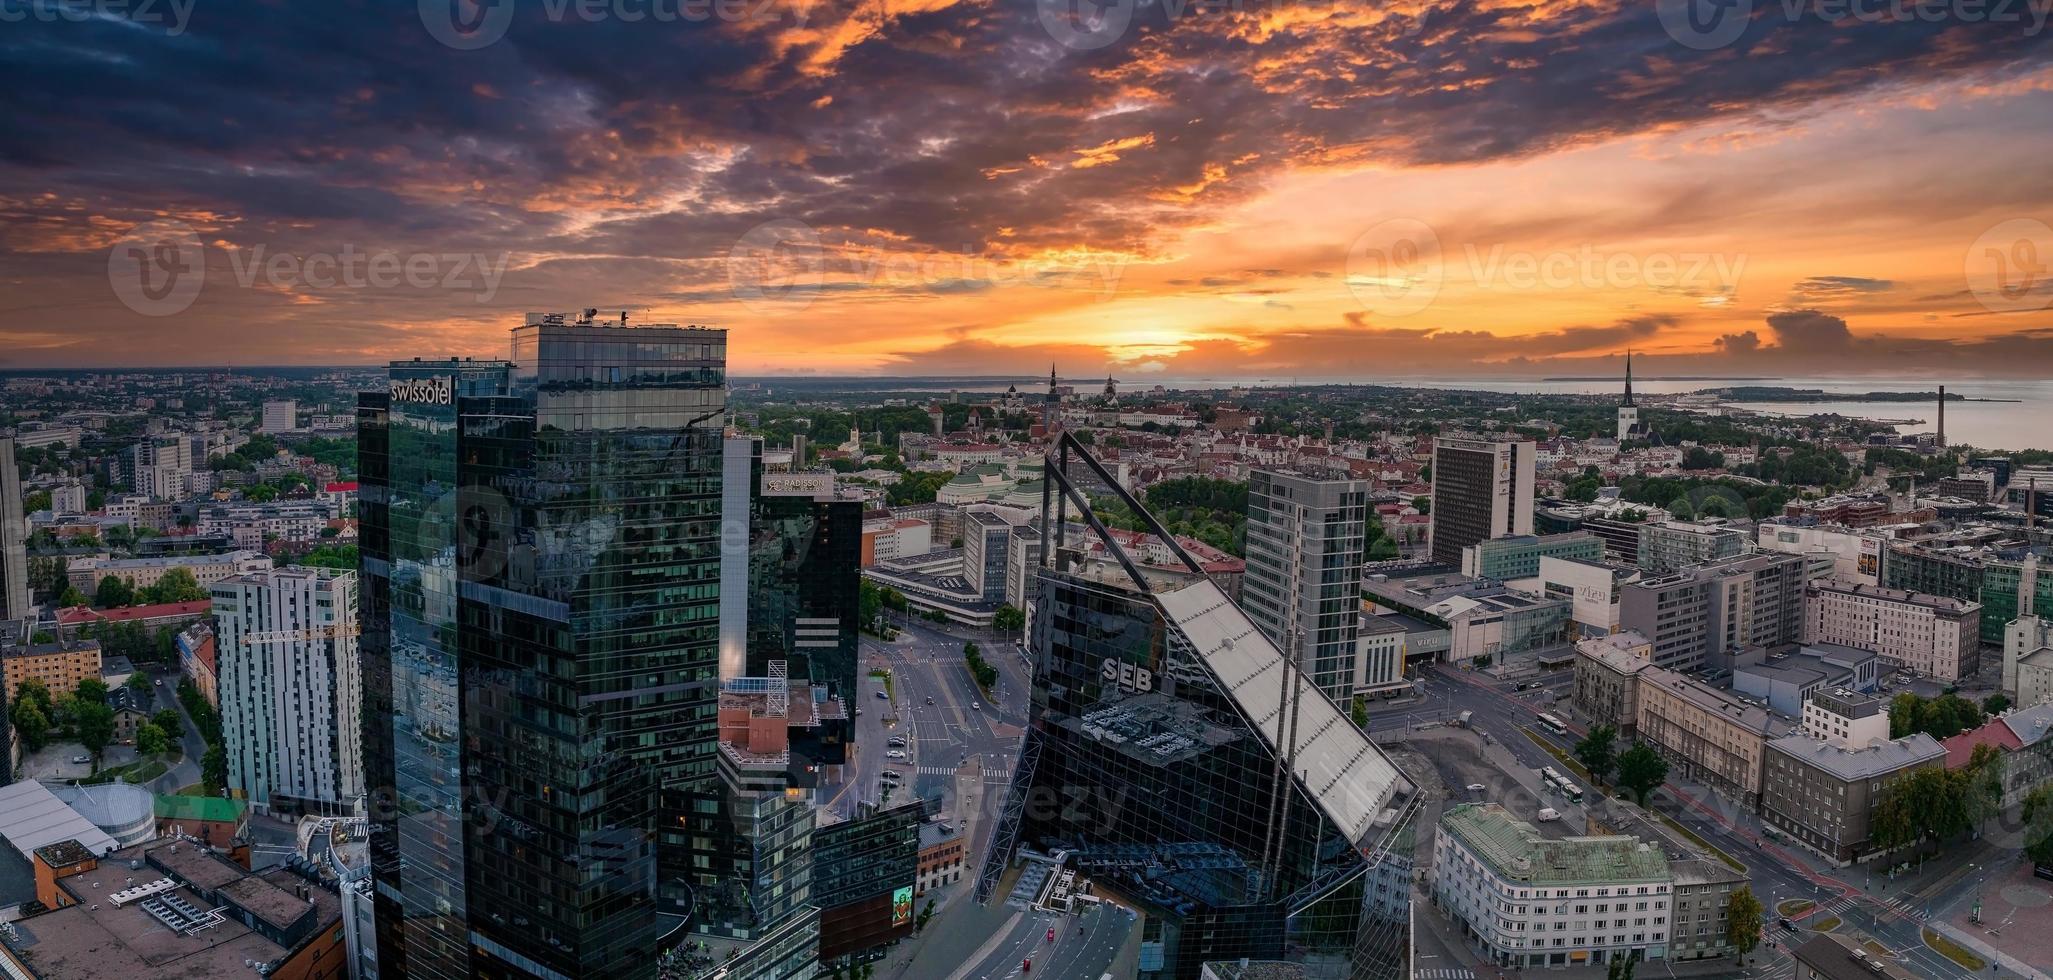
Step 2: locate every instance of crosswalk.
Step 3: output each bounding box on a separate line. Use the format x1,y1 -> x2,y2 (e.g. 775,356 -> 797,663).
911,764 -> 1016,779
1413,970 -> 1474,979
1876,894 -> 1927,922
1810,893 -> 1926,924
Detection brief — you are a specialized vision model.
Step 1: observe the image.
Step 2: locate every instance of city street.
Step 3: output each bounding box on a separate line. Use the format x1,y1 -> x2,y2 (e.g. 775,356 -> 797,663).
1389,662 -> 2027,980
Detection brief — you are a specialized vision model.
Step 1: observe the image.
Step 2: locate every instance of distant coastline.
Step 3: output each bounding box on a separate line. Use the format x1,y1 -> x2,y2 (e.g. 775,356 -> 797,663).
1709,386 -> 2021,403
1542,375 -> 1776,382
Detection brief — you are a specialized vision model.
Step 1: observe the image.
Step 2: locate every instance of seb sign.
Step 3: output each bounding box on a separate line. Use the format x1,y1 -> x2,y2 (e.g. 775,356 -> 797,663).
1100,658 -> 1154,694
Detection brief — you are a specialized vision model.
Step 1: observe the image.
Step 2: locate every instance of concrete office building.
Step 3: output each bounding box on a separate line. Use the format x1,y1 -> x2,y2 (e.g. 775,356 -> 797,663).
1882,544 -> 2051,645
213,566 -> 363,816
260,398 -> 297,434
1756,521 -> 1888,586
1431,803 -> 1673,969
127,433 -> 194,500
1731,644 -> 1879,717
1760,691 -> 1945,865
1802,579 -> 1981,680
1428,437 -> 1534,567
1242,468 -> 1370,701
1635,520 -> 1751,575
1617,553 -> 1808,673
1538,554 -> 1640,637
1355,614 -> 1411,699
2004,614 -> 2053,707
1634,665 -> 1787,807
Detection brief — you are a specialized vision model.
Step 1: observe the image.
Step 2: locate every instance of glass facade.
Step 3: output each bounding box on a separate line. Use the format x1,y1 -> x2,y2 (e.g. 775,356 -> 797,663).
994,565 -> 1411,980
362,319 -> 729,980
812,802 -> 922,964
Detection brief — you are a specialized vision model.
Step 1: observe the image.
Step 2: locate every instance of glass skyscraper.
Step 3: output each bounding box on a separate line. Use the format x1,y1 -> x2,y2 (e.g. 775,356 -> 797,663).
360,312 -> 728,980
984,436 -> 1418,980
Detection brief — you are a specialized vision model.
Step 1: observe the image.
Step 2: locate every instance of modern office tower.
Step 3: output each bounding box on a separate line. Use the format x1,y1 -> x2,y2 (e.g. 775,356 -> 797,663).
1883,543 -> 2049,645
1616,350 -> 1643,441
1460,530 -> 1604,580
1617,552 -> 1807,672
212,566 -> 363,816
0,437 -> 29,621
261,398 -> 298,434
1428,437 -> 1534,567
1634,519 -> 1750,574
1242,469 -> 1370,702
359,311 -> 728,980
128,433 -> 194,499
983,435 -> 1417,980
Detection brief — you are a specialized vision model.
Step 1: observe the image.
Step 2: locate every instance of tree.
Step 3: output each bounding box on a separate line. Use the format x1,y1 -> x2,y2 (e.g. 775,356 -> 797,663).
140,567 -> 208,604
57,585 -> 88,608
1615,742 -> 1668,805
1368,537 -> 1400,561
126,671 -> 153,693
1665,496 -> 1696,520
1984,693 -> 2012,715
95,573 -> 135,608
135,722 -> 170,755
1726,887 -> 1764,966
2023,786 -> 2053,870
1574,724 -> 1618,787
1351,698 -> 1369,730
992,605 -> 1026,632
202,745 -> 228,792
75,701 -> 116,759
153,708 -> 184,736
9,700 -> 50,752
74,677 -> 109,705
916,899 -> 936,933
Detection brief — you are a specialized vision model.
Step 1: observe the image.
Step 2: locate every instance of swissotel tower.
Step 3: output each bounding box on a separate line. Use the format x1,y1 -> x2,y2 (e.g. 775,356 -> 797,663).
359,312 -> 727,979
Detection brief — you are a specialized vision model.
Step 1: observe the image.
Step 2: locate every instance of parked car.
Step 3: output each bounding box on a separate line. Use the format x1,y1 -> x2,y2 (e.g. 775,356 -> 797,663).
887,737 -> 907,748
70,754 -> 91,764
886,750 -> 907,760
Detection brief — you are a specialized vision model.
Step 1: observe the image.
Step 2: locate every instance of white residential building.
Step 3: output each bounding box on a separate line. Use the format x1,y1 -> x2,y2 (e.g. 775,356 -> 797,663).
1803,579 -> 1981,681
1755,522 -> 1887,586
2006,615 -> 2053,707
212,567 -> 363,816
1431,803 -> 1674,969
260,399 -> 298,434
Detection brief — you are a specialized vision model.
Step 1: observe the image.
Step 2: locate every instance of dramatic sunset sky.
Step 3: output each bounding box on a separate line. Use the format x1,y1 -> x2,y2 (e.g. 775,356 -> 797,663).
3,0 -> 2052,376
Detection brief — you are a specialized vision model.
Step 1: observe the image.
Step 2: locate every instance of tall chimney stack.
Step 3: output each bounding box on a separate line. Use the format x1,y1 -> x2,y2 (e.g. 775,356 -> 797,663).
1938,385 -> 1946,448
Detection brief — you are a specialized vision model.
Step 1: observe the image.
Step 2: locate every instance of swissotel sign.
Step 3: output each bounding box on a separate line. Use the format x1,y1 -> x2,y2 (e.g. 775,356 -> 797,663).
389,377 -> 453,405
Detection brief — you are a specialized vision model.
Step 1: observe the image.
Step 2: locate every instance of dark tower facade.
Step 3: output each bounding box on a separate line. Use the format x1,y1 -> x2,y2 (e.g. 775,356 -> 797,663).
360,313 -> 728,980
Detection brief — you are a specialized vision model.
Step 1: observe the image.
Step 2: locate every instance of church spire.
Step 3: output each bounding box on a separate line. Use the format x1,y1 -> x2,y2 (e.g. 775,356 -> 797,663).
1621,349 -> 1636,407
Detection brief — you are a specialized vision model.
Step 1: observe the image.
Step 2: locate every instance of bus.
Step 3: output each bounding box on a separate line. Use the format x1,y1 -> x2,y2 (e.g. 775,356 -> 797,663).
1558,780 -> 1585,804
1539,767 -> 1565,792
1536,713 -> 1568,736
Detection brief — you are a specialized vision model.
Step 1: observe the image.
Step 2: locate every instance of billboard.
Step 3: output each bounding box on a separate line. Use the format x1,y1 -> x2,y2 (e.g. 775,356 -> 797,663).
892,885 -> 914,926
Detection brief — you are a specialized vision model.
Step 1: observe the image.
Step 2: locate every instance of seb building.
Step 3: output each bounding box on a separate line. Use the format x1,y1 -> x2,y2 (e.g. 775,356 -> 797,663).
986,549 -> 1417,980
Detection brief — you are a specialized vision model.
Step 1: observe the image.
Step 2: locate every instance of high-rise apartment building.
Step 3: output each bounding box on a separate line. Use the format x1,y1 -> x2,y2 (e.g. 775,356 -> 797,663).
128,433 -> 195,500
1428,437 -> 1534,567
359,312 -> 728,980
1242,468 -> 1370,701
212,566 -> 362,815
0,437 -> 30,621
261,399 -> 298,434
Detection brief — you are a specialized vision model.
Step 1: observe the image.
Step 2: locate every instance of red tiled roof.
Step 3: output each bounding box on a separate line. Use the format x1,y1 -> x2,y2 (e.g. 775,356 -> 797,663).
57,599 -> 212,626
324,481 -> 358,492
1941,720 -> 2022,769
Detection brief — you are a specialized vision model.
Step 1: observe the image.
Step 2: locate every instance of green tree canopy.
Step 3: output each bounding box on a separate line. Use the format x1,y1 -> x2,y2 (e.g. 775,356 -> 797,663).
95,574 -> 135,608
1726,887 -> 1764,965
1574,725 -> 1618,786
135,722 -> 170,755
75,700 -> 116,758
1615,742 -> 1668,805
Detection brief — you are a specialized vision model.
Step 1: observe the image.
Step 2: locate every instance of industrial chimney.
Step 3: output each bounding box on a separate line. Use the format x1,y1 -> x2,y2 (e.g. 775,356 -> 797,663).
1938,385 -> 1946,448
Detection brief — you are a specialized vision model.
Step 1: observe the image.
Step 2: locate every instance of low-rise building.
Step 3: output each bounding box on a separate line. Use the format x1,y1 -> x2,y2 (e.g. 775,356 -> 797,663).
1634,665 -> 1788,808
2003,614 -> 2053,707
1790,932 -> 1919,980
1802,579 -> 1980,681
1460,531 -> 1605,582
1991,702 -> 2053,810
1,637 -> 103,697
1354,614 -> 1412,699
1666,857 -> 1748,962
1760,691 -> 1945,865
175,621 -> 219,707
1538,555 -> 1640,638
915,822 -> 965,896
1573,631 -> 1653,738
1730,643 -> 1880,717
64,549 -> 273,593
1430,803 -> 1674,969
1636,520 -> 1750,574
